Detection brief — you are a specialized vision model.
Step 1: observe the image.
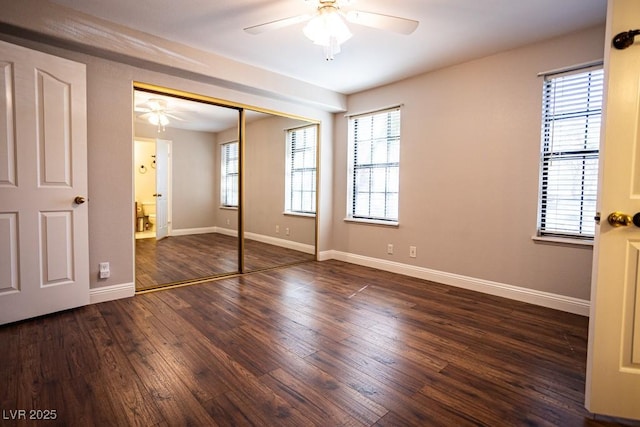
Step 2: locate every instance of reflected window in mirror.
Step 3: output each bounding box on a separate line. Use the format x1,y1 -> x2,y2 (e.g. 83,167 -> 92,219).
221,141 -> 239,208
285,125 -> 317,215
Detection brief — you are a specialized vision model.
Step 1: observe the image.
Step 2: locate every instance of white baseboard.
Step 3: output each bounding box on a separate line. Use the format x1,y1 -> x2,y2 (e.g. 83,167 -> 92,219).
245,232 -> 315,254
214,227 -> 238,237
318,250 -> 334,261
171,226 -> 217,236
170,227 -> 313,255
324,250 -> 590,316
90,282 -> 135,304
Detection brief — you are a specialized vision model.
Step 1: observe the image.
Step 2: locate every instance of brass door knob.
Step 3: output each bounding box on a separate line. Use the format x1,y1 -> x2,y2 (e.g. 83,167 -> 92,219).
608,211 -> 634,227
74,196 -> 86,205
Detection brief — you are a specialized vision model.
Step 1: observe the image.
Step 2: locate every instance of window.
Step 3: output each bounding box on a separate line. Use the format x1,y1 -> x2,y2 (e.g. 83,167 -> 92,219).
220,141 -> 238,207
347,107 -> 401,223
537,66 -> 604,239
285,125 -> 317,214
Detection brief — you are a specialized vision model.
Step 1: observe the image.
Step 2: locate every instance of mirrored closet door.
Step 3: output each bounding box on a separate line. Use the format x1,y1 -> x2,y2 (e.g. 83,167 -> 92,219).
134,88 -> 240,291
243,110 -> 317,273
133,85 -> 318,291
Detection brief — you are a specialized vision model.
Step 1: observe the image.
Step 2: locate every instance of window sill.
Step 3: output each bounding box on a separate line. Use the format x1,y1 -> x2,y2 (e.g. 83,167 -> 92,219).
219,206 -> 238,211
531,235 -> 594,247
284,211 -> 316,218
344,217 -> 399,227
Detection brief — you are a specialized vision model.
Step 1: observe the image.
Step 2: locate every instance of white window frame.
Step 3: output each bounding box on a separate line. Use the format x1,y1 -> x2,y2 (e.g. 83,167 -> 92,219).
346,107 -> 401,225
285,124 -> 317,216
220,141 -> 238,208
536,64 -> 603,241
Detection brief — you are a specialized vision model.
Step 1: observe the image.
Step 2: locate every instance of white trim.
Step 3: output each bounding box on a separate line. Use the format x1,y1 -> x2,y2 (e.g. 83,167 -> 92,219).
90,282 -> 135,304
345,104 -> 403,118
325,251 -> 590,316
245,232 -> 315,254
318,249 -> 335,261
531,235 -> 594,247
537,59 -> 603,78
171,226 -> 217,236
215,227 -> 238,237
284,211 -> 316,218
171,226 -> 241,237
343,217 -> 399,227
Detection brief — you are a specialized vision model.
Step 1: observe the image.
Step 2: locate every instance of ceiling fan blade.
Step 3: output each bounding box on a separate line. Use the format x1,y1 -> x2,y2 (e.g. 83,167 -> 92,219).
244,14 -> 311,35
345,10 -> 419,35
164,113 -> 184,121
137,111 -> 182,122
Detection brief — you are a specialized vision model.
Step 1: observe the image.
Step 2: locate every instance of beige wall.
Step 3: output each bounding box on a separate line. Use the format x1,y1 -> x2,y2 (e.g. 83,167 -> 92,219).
332,25 -> 605,300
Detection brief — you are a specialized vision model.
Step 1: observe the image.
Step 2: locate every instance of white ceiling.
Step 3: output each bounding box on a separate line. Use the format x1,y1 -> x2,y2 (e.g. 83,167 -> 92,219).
50,0 -> 607,95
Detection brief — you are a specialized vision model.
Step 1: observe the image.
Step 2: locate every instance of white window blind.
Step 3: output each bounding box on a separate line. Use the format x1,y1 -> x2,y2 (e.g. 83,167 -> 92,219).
221,141 -> 238,207
538,66 -> 603,239
285,125 -> 317,214
348,107 -> 401,222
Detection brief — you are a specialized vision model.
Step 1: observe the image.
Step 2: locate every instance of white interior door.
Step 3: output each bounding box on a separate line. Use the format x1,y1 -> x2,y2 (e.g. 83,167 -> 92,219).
0,40 -> 89,325
585,0 -> 640,420
155,139 -> 170,240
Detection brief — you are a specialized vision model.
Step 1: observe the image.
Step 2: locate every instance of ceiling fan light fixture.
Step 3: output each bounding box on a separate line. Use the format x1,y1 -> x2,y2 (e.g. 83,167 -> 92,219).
147,111 -> 170,132
245,1 -> 418,62
144,98 -> 170,131
303,5 -> 352,60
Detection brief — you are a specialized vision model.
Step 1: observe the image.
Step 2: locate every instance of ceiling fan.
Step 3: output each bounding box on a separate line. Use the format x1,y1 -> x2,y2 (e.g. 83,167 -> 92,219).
244,0 -> 419,60
135,98 -> 183,131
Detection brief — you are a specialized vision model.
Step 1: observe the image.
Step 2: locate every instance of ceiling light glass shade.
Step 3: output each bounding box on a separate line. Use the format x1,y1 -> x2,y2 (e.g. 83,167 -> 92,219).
147,112 -> 170,132
147,112 -> 169,127
303,6 -> 352,60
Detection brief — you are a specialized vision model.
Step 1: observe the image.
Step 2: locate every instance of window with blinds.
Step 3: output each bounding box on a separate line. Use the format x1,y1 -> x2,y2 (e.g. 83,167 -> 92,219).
285,125 -> 317,214
221,141 -> 238,207
538,66 -> 603,239
347,107 -> 401,223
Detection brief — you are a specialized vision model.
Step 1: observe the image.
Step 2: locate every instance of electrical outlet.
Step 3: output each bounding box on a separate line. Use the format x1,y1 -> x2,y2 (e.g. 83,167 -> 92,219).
226,219 -> 230,225
387,244 -> 394,255
409,246 -> 417,258
99,262 -> 110,279
276,225 -> 280,233
285,227 -> 290,236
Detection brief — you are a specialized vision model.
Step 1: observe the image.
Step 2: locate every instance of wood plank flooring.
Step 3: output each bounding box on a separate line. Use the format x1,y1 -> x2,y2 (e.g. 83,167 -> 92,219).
135,233 -> 314,291
2,260 -> 638,426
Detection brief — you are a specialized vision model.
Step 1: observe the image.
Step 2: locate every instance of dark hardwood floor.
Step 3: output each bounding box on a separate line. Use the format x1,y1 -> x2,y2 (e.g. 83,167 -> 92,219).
135,233 -> 314,291
2,260 -> 638,426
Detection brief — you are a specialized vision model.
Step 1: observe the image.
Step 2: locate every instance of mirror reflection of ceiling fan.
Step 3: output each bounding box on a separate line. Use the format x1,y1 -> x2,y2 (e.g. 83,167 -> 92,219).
244,0 -> 419,60
135,98 -> 184,131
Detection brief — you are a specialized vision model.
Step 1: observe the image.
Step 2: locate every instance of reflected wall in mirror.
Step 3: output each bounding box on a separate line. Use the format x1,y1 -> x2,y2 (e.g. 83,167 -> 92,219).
243,112 -> 318,272
133,89 -> 240,291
